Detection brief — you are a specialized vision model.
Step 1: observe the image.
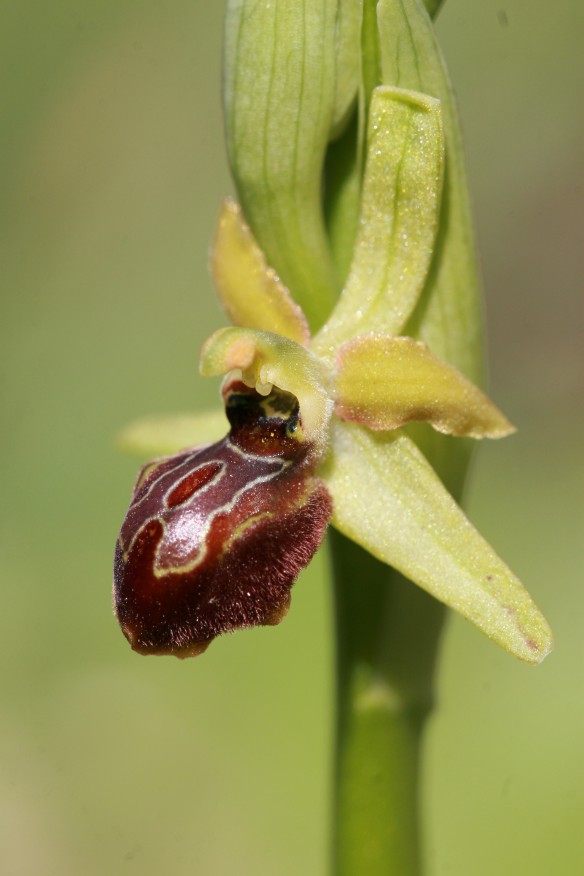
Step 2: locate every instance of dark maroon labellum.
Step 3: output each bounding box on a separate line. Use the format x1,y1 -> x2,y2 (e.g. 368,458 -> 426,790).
114,382 -> 332,657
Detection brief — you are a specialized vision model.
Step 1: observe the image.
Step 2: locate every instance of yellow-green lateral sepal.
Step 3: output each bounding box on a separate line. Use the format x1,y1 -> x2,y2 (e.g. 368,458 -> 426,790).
118,410 -> 228,457
211,198 -> 310,345
313,86 -> 444,356
323,420 -> 553,664
335,335 -> 515,438
200,327 -> 333,447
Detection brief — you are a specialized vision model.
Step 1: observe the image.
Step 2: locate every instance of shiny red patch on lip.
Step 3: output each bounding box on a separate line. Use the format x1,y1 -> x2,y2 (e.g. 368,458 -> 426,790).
166,461 -> 222,509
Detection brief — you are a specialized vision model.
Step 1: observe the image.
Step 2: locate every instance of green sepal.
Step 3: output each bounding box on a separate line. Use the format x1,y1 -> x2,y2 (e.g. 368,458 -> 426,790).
322,420 -> 553,664
376,0 -> 485,493
312,86 -> 444,356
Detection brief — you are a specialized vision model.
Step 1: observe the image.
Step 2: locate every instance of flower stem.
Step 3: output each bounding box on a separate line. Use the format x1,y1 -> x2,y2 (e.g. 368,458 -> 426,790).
330,528 -> 446,875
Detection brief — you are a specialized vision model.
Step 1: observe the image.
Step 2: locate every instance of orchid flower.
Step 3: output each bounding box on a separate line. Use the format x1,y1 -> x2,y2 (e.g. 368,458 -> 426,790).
114,84 -> 552,665
113,5 -> 554,873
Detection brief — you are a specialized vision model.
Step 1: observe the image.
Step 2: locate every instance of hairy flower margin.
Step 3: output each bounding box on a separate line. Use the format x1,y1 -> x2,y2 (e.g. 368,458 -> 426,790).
113,0 -> 552,664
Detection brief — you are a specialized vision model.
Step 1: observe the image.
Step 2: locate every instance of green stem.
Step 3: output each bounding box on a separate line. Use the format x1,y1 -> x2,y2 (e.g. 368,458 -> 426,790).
330,528 -> 446,875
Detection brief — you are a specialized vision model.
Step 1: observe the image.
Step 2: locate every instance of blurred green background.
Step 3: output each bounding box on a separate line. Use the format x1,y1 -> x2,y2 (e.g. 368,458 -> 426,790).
1,1 -> 582,873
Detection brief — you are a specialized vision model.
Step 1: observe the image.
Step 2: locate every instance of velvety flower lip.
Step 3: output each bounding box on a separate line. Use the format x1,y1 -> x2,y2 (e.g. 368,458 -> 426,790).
115,84 -> 552,664
114,378 -> 332,657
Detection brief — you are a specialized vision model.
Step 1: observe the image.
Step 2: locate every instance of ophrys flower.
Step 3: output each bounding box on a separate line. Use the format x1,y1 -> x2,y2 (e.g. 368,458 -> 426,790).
114,89 -> 552,664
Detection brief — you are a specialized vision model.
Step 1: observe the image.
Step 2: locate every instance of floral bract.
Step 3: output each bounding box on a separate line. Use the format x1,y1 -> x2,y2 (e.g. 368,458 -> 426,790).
115,86 -> 552,664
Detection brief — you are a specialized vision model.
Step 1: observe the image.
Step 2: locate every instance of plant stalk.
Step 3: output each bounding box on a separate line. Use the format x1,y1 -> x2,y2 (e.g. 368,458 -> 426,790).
330,528 -> 446,875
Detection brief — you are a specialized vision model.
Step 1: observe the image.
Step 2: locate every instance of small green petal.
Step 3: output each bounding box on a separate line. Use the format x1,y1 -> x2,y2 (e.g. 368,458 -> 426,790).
323,420 -> 553,664
118,410 -> 228,457
313,86 -> 444,356
200,327 -> 333,446
334,334 -> 515,438
211,198 -> 310,346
